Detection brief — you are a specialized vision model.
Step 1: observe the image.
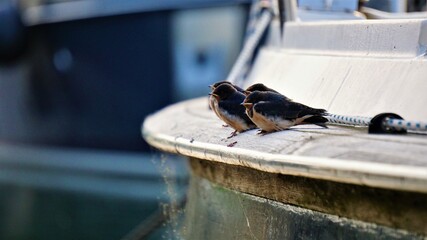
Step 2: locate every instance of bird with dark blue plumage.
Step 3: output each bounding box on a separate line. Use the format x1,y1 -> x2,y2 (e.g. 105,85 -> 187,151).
209,81 -> 245,124
242,90 -> 328,134
210,83 -> 256,138
244,83 -> 279,95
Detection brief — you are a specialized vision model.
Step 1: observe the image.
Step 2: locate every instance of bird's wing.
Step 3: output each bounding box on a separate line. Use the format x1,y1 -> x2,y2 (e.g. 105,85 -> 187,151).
253,101 -> 294,118
254,101 -> 326,120
219,93 -> 245,114
219,100 -> 243,115
292,102 -> 326,117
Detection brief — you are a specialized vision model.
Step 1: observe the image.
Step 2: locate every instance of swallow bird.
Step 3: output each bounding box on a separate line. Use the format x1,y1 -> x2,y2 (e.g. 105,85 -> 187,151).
244,83 -> 293,103
244,83 -> 279,95
209,81 -> 244,127
210,84 -> 256,138
209,80 -> 245,93
242,91 -> 328,134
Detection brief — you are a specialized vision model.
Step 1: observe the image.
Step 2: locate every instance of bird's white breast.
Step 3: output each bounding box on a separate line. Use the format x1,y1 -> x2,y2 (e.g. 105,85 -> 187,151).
250,108 -> 295,132
218,108 -> 250,132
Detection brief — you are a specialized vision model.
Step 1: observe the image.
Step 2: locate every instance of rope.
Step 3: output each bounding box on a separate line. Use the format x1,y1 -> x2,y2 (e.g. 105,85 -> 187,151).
325,113 -> 371,127
385,118 -> 427,132
325,112 -> 427,134
227,7 -> 273,85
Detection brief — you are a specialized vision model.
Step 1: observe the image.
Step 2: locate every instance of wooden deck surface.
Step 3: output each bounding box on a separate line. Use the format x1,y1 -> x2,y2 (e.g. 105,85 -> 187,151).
142,97 -> 427,193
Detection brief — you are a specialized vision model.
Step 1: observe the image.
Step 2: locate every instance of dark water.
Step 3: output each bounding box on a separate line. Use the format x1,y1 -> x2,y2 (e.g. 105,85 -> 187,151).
0,185 -> 159,240
0,149 -> 189,240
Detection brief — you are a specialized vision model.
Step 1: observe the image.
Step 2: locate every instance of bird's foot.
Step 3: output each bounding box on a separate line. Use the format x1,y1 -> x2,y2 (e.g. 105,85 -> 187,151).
227,130 -> 238,139
256,130 -> 268,135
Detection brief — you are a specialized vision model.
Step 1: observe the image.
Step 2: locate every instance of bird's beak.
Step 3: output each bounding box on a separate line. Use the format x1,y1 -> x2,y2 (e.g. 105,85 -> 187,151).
241,102 -> 253,108
209,93 -> 219,99
208,85 -> 214,90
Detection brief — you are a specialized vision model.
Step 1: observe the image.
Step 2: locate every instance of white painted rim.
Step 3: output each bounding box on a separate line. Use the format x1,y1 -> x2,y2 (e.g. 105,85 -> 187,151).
143,122 -> 427,193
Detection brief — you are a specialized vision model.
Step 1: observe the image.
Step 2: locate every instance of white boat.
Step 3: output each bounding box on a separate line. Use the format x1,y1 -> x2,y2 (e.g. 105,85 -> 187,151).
143,0 -> 427,239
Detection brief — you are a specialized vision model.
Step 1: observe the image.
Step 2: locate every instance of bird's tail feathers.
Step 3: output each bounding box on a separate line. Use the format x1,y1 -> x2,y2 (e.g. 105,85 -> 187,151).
313,108 -> 327,115
313,122 -> 328,128
303,115 -> 329,128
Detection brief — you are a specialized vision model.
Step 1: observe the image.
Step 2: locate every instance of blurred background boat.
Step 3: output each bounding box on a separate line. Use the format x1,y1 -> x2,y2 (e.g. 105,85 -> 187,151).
0,0 -> 250,239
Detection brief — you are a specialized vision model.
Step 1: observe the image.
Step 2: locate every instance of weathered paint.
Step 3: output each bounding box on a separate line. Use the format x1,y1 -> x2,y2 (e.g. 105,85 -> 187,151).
142,98 -> 427,193
182,174 -> 424,240
189,158 -> 427,235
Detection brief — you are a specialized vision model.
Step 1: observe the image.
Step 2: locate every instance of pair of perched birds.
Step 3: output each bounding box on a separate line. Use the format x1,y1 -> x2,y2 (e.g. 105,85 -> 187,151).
208,81 -> 328,137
